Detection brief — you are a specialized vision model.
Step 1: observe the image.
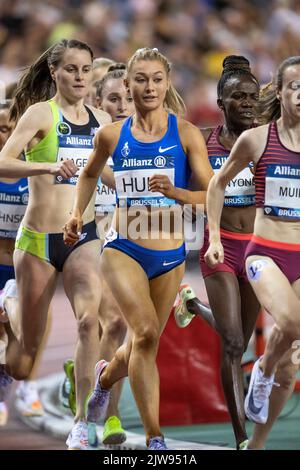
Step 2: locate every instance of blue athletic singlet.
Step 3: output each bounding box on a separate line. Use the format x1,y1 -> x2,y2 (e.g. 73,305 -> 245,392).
54,106 -> 99,186
111,114 -> 191,207
0,178 -> 28,238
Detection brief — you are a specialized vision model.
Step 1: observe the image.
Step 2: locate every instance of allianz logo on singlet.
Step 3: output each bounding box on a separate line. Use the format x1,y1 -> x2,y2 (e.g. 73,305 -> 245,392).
122,156 -> 173,169
65,136 -> 93,146
274,165 -> 300,176
0,193 -> 28,204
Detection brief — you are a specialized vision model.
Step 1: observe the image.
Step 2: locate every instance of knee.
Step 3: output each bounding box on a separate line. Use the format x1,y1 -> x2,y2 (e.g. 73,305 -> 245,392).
280,319 -> 300,343
222,332 -> 244,359
103,316 -> 127,342
77,312 -> 99,337
134,324 -> 160,352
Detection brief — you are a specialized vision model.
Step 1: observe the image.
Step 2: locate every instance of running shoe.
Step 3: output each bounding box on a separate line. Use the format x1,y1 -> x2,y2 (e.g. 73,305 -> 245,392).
0,401 -> 8,426
15,380 -> 44,417
148,436 -> 168,450
0,365 -> 13,402
102,416 -> 127,445
66,420 -> 89,450
88,422 -> 99,448
238,439 -> 249,450
86,360 -> 110,423
0,279 -> 18,322
174,284 -> 196,328
244,357 -> 278,424
63,359 -> 76,415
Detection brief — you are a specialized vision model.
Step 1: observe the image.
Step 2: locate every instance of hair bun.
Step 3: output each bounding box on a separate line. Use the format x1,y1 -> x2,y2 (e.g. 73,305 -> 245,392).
222,55 -> 251,73
107,62 -> 126,73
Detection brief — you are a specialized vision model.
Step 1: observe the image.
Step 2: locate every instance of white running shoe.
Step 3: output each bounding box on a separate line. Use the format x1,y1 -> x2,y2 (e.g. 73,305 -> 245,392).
16,380 -> 44,417
0,401 -> 8,426
244,357 -> 278,424
0,279 -> 18,322
66,420 -> 89,450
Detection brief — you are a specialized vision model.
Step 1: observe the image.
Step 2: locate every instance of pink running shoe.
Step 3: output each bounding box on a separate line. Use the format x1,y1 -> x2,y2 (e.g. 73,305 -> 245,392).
86,360 -> 110,423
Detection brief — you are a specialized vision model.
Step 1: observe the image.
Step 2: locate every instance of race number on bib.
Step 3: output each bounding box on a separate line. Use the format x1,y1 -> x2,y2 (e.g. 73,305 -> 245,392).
265,164 -> 300,219
114,168 -> 175,207
210,156 -> 255,206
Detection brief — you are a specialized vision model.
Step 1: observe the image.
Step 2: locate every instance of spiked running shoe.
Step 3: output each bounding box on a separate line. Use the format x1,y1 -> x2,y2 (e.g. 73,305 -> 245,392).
174,284 -> 197,328
102,416 -> 127,445
86,360 -> 110,423
244,357 -> 279,424
148,436 -> 168,450
66,420 -> 89,450
64,359 -> 76,415
16,380 -> 44,417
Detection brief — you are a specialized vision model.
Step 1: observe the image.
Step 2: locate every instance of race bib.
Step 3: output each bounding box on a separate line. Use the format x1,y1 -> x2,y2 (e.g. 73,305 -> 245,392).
0,203 -> 26,237
210,156 -> 255,206
55,134 -> 93,185
264,164 -> 300,219
95,157 -> 116,213
114,168 -> 175,207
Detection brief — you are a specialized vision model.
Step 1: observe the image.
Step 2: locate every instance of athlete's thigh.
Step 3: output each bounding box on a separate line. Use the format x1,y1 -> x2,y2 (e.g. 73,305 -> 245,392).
63,240 -> 102,310
245,255 -> 300,327
13,249 -> 58,348
292,278 -> 300,301
149,262 -> 185,334
98,277 -> 124,325
101,248 -> 157,332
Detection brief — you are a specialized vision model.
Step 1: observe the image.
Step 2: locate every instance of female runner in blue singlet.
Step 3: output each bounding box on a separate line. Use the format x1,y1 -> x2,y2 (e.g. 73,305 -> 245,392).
64,47 -> 213,450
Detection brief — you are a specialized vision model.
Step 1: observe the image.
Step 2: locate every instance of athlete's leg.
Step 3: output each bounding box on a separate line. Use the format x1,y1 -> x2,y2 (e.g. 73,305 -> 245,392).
248,278 -> 300,449
98,278 -> 127,420
99,248 -> 184,442
5,250 -> 58,380
246,256 -> 300,377
239,281 -> 260,348
62,240 -> 102,422
204,272 -> 247,446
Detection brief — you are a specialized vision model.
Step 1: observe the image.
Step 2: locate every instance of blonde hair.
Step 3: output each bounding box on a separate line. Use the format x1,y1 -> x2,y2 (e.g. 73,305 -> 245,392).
127,47 -> 186,116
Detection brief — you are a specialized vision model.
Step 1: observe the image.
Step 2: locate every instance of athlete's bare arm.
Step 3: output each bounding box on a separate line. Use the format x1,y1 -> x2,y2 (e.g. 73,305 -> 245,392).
0,102 -> 78,178
149,120 -> 213,206
64,123 -> 120,241
205,125 -> 268,267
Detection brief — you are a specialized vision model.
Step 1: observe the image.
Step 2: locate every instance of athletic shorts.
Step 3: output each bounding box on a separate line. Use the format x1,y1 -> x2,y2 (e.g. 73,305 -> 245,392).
15,220 -> 99,272
103,228 -> 186,280
199,226 -> 252,282
245,234 -> 300,284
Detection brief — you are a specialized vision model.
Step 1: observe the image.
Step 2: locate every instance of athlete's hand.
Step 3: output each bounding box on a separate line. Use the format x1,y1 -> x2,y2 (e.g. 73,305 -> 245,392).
204,241 -> 224,268
149,174 -> 175,199
49,159 -> 78,179
63,210 -> 83,246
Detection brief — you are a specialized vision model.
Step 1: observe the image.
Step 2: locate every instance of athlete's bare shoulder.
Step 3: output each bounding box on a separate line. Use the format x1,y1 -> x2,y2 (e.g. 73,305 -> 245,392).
19,101 -> 53,132
87,105 -> 112,126
234,124 -> 269,164
200,127 -> 214,142
177,117 -> 207,149
93,119 -> 123,154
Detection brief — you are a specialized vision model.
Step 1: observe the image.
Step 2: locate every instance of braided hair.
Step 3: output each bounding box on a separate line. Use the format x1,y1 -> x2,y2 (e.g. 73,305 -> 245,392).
217,55 -> 259,99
